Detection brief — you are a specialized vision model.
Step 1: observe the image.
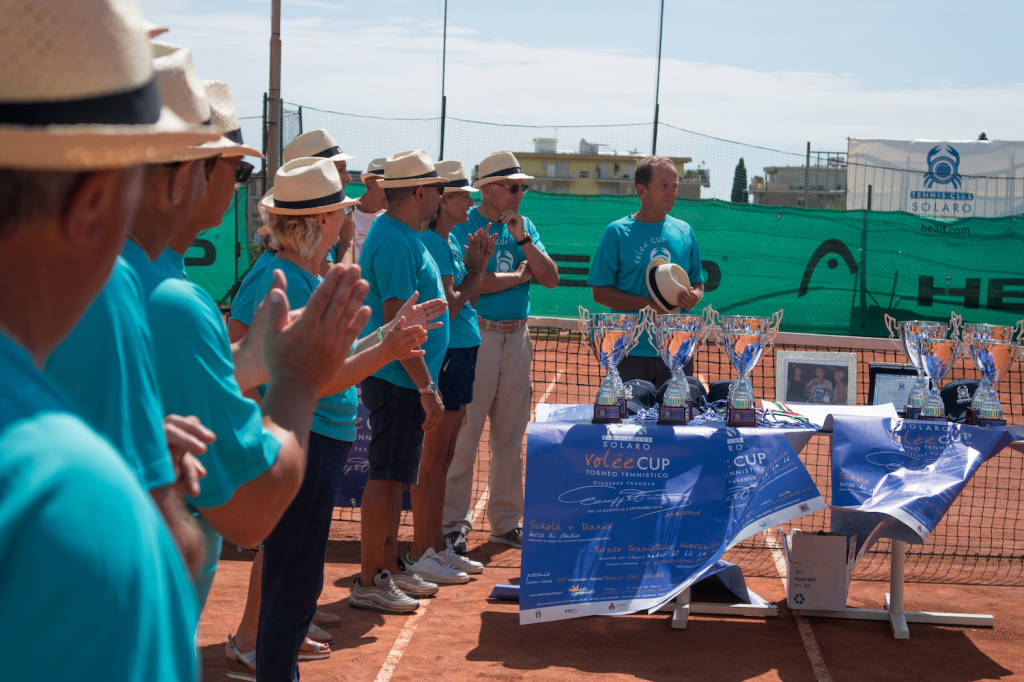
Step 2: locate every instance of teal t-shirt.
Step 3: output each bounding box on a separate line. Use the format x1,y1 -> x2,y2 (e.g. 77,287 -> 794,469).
229,250 -> 277,322
359,213 -> 450,389
419,229 -> 481,349
586,214 -> 705,357
230,256 -> 358,442
45,257 -> 175,490
450,206 -> 547,322
0,333 -> 198,681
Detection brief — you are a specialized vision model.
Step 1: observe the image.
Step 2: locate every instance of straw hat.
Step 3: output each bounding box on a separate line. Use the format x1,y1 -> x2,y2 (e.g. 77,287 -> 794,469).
150,42 -> 223,162
283,129 -> 353,164
378,150 -> 445,188
0,0 -> 217,170
436,159 -> 477,194
144,20 -> 168,38
261,157 -> 360,216
645,257 -> 691,313
360,157 -> 386,182
199,80 -> 263,159
475,151 -> 533,187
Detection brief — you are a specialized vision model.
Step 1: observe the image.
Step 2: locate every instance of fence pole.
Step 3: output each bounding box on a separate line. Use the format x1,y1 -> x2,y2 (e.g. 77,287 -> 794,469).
803,141 -> 810,207
651,0 -> 664,155
860,184 -> 871,311
439,0 -> 448,160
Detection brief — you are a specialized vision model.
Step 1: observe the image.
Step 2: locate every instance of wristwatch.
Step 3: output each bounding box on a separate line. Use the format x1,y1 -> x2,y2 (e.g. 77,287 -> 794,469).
418,381 -> 438,395
516,235 -> 533,246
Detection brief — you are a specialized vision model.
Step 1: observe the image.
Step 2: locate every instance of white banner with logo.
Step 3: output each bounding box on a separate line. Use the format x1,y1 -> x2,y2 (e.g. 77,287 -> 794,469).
846,139 -> 1024,217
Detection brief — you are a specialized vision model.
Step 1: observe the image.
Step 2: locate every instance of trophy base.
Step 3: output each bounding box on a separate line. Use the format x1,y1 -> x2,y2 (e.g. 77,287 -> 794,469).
905,407 -> 921,420
619,398 -> 627,419
657,401 -> 692,425
592,404 -> 622,424
727,406 -> 757,427
917,412 -> 947,422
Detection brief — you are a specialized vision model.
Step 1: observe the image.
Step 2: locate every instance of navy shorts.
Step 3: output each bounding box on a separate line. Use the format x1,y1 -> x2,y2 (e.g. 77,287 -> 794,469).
360,376 -> 424,485
438,346 -> 479,411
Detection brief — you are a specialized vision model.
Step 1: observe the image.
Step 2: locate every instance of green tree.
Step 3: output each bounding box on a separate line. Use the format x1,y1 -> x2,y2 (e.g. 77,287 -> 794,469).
978,132 -> 989,140
731,157 -> 748,203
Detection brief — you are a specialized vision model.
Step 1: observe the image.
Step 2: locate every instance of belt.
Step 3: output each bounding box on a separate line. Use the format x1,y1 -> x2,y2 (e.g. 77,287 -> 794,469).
477,317 -> 527,333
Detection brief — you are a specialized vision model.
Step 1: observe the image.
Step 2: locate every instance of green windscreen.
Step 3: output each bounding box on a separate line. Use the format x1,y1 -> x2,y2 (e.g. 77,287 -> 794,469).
184,185 -> 250,304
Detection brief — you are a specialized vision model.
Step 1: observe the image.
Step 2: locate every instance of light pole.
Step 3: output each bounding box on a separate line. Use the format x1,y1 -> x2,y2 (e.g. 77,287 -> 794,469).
651,0 -> 665,155
267,0 -> 282,180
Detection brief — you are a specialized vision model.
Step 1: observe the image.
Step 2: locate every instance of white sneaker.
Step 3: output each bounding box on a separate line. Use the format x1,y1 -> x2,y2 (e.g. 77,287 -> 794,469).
349,570 -> 419,613
406,548 -> 470,585
393,568 -> 440,596
439,544 -> 484,574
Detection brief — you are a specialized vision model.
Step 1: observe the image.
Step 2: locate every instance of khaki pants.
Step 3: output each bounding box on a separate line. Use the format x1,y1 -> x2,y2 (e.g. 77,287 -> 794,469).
443,325 -> 532,536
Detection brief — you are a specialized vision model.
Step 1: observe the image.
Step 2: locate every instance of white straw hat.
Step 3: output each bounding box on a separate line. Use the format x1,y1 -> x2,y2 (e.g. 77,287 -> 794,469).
360,157 -> 386,182
261,157 -> 360,216
0,0 -> 217,170
144,20 -> 168,38
283,129 -> 353,164
475,151 -> 534,187
151,42 -> 223,162
645,257 -> 691,313
436,159 -> 477,194
378,150 -> 445,188
199,80 -> 262,159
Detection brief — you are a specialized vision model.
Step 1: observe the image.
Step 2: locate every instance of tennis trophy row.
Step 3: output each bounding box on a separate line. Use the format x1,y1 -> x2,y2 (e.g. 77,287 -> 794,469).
577,305 -> 783,427
885,313 -> 1023,426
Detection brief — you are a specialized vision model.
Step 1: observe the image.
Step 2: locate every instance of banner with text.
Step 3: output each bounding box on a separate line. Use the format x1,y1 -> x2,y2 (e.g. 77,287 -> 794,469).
830,415 -> 1013,553
519,422 -> 824,624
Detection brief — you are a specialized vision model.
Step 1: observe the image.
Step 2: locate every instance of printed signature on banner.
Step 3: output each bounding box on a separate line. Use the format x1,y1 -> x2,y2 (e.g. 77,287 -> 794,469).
557,485 -> 696,520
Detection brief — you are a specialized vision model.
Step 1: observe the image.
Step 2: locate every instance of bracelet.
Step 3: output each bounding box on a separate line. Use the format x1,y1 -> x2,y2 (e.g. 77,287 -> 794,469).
375,328 -> 384,343
516,235 -> 533,246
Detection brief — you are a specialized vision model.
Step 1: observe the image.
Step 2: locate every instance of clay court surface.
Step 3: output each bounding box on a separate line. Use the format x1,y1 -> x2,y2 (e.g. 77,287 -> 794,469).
199,323 -> 1024,680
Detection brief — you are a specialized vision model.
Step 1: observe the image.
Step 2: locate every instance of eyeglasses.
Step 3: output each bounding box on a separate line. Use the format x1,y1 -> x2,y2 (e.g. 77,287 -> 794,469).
497,183 -> 530,194
235,160 -> 255,184
342,205 -> 355,216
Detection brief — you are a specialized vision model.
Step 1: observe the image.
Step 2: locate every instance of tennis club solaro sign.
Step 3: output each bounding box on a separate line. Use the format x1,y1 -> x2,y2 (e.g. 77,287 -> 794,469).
847,139 -> 1024,218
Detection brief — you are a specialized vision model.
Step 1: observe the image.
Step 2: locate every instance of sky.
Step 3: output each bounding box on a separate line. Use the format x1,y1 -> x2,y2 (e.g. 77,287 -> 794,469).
139,0 -> 1024,198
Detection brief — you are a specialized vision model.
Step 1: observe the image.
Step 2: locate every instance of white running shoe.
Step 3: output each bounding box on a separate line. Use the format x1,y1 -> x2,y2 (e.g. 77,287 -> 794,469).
349,570 -> 419,613
406,548 -> 470,585
393,568 -> 441,596
439,544 -> 484,574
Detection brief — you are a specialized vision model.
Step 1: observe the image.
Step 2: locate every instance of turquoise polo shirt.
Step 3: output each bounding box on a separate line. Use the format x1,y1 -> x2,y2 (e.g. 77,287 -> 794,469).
230,256 -> 358,442
419,229 -> 481,349
450,206 -> 547,322
359,213 -> 450,389
44,257 -> 175,490
0,333 -> 198,681
229,250 -> 277,323
121,239 -> 183,298
146,270 -> 281,607
586,214 -> 704,357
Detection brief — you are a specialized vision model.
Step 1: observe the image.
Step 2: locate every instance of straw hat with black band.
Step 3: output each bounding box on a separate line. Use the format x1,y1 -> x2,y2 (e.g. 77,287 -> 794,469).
261,157 -> 360,216
377,150 -> 445,188
474,151 -> 533,187
360,157 -> 387,183
435,159 -> 477,194
199,80 -> 262,160
0,0 -> 217,170
645,257 -> 691,314
283,129 -> 354,164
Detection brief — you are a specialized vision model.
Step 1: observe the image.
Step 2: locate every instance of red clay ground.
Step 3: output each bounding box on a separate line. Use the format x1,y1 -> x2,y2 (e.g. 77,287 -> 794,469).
199,524 -> 1024,682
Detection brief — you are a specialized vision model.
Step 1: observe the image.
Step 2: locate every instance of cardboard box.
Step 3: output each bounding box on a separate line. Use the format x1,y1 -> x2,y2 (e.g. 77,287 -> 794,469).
781,529 -> 857,611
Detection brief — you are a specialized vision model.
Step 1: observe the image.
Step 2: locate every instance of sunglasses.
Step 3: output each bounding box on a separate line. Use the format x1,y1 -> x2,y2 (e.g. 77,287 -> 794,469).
342,205 -> 355,216
498,183 -> 530,194
201,154 -> 221,181
235,160 -> 255,184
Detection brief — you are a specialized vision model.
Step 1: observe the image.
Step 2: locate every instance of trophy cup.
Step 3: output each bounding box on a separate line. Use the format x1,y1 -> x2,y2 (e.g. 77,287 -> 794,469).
651,306 -> 713,425
578,307 -> 646,424
710,309 -> 783,427
884,313 -> 958,419
962,321 -> 1024,426
917,315 -> 963,420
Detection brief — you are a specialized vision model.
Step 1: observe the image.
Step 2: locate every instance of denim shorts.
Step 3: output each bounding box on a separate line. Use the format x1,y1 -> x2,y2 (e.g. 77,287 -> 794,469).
438,346 -> 479,411
360,376 -> 425,484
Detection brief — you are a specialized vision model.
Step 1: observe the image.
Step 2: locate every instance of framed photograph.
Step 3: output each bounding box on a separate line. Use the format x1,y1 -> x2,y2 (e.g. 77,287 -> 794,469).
775,351 -> 858,405
867,362 -> 918,408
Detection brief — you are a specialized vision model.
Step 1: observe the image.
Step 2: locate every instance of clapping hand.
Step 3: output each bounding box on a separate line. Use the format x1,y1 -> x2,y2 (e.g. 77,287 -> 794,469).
163,414 -> 213,498
465,225 -> 496,272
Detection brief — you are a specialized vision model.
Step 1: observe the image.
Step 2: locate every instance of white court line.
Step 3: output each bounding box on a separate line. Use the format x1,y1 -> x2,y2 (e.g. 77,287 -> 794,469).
374,603 -> 429,682
764,531 -> 832,682
531,369 -> 565,421
471,487 -> 490,528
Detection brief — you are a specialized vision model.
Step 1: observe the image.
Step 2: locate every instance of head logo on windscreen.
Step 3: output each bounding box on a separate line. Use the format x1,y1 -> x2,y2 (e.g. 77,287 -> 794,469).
923,145 -> 962,189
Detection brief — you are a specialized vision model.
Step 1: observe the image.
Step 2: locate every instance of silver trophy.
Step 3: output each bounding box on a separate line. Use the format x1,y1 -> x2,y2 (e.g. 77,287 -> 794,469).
884,313 -> 959,418
917,314 -> 963,420
710,309 -> 783,427
651,306 -> 714,425
578,307 -> 646,423
962,321 -> 1024,426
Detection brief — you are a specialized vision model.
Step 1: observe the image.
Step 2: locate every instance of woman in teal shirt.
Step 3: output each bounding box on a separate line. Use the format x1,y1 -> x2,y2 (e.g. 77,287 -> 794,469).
225,157 -> 440,680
